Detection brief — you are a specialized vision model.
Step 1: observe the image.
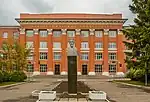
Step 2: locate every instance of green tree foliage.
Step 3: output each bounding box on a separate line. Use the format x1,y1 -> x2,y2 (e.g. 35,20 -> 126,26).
123,0 -> 150,81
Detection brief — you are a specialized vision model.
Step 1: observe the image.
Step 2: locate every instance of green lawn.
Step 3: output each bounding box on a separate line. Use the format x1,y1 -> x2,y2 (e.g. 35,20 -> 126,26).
114,80 -> 150,86
0,82 -> 17,86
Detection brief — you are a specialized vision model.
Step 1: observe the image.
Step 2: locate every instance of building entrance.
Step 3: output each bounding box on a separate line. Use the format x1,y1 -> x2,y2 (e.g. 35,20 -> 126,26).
82,65 -> 88,75
55,64 -> 60,75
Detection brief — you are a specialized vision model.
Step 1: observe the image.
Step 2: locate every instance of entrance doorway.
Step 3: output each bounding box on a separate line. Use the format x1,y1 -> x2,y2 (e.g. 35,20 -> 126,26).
82,65 -> 88,75
55,64 -> 60,75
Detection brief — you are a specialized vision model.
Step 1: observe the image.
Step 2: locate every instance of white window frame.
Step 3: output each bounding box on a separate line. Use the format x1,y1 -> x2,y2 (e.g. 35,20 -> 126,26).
54,52 -> 61,60
67,31 -> 75,37
27,64 -> 34,72
95,31 -> 103,37
108,42 -> 117,50
81,31 -> 89,37
26,30 -> 34,37
109,31 -> 117,37
95,42 -> 103,50
95,53 -> 103,60
109,64 -> 116,73
40,64 -> 47,72
40,52 -> 47,60
81,42 -> 89,50
40,42 -> 47,48
39,30 -> 48,37
53,42 -> 61,50
3,32 -> 8,38
81,53 -> 88,60
53,31 -> 61,37
26,42 -> 34,48
109,53 -> 116,60
95,64 -> 102,72
13,32 -> 19,39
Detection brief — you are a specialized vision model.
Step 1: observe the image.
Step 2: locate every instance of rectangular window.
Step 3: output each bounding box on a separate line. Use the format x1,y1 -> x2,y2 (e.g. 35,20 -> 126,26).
109,31 -> 117,37
95,64 -> 102,72
40,42 -> 47,48
13,32 -> 19,39
53,31 -> 61,37
67,31 -> 75,37
3,32 -> 8,38
39,30 -> 48,37
40,52 -> 47,60
81,42 -> 89,48
109,53 -> 116,60
53,42 -> 61,48
27,64 -> 34,72
26,30 -> 34,37
81,53 -> 88,60
81,31 -> 89,37
95,31 -> 102,37
95,53 -> 102,60
54,52 -> 61,60
109,42 -> 116,48
109,65 -> 116,73
26,42 -> 34,48
95,42 -> 103,48
40,64 -> 47,72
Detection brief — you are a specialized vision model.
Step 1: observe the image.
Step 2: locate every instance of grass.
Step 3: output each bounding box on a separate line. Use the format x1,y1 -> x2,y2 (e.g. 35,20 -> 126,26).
0,82 -> 17,86
114,80 -> 150,86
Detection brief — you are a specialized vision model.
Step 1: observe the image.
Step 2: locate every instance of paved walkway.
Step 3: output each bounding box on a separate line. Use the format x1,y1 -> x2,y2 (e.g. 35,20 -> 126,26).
0,76 -> 150,102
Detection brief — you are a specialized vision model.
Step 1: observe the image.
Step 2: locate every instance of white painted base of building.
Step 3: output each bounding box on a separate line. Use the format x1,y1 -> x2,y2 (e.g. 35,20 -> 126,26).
88,72 -> 96,75
116,72 -> 125,77
47,71 -> 54,75
77,72 -> 81,75
61,71 -> 68,75
102,72 -> 109,76
33,71 -> 40,76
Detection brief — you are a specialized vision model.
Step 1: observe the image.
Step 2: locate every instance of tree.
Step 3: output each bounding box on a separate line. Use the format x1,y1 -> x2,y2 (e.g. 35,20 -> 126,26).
123,0 -> 150,81
0,39 -> 31,72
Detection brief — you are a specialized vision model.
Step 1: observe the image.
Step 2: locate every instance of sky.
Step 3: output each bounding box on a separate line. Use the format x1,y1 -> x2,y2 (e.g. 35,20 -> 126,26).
0,0 -> 135,25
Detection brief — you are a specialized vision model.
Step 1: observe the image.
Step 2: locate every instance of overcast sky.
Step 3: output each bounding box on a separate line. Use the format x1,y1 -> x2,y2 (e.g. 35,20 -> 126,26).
0,0 -> 134,25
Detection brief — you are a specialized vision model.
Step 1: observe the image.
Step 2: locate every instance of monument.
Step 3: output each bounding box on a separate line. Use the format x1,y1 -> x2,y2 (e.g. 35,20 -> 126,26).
67,40 -> 78,94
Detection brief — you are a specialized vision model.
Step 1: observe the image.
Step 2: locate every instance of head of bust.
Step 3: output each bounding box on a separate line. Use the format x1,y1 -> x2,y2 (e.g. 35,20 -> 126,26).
68,40 -> 75,48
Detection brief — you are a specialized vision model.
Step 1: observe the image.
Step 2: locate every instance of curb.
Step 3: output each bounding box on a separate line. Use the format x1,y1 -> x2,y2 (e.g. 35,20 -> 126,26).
0,82 -> 26,89
114,81 -> 150,90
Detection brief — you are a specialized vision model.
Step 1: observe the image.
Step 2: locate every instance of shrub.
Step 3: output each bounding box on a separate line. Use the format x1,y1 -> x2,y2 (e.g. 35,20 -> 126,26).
133,69 -> 145,82
0,71 -> 3,83
10,71 -> 27,82
2,71 -> 11,82
126,68 -> 136,79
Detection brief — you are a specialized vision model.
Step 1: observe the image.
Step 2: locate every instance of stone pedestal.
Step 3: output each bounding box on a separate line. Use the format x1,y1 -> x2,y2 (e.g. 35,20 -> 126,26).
88,72 -> 96,75
77,72 -> 81,75
102,72 -> 109,76
116,72 -> 125,77
61,71 -> 68,75
33,71 -> 40,76
47,71 -> 54,75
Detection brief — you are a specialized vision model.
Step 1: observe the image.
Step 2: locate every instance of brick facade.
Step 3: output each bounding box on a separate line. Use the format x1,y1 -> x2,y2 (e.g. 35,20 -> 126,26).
0,13 -> 128,76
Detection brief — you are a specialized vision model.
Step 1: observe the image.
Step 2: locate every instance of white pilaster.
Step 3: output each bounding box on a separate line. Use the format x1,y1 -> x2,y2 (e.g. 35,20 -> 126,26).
88,72 -> 96,75
34,29 -> 39,35
89,29 -> 95,35
118,29 -> 123,35
33,71 -> 40,76
75,29 -> 81,35
47,71 -> 54,75
47,29 -> 53,35
61,29 -> 67,35
20,28 -> 25,34
104,29 -> 109,35
61,71 -> 68,75
102,72 -> 109,76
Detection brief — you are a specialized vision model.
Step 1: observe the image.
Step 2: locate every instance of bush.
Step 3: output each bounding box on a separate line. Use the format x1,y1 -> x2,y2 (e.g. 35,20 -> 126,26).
133,69 -> 145,81
0,71 -> 3,83
126,68 -> 136,79
10,71 -> 27,82
2,71 -> 11,82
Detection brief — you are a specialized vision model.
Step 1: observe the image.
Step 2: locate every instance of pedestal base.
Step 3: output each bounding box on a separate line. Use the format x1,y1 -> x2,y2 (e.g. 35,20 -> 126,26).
102,72 -> 109,76
88,72 -> 96,75
61,71 -> 68,75
33,71 -> 40,76
77,72 -> 81,75
116,72 -> 125,77
47,71 -> 54,75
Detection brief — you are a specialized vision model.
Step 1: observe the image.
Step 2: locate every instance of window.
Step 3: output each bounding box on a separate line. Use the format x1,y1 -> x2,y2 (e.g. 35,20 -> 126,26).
67,31 -> 75,37
95,53 -> 102,60
109,65 -> 116,73
40,64 -> 47,72
3,32 -> 8,38
39,30 -> 48,37
95,64 -> 102,72
13,32 -> 19,39
109,31 -> 117,37
27,52 -> 33,60
53,42 -> 61,48
95,42 -> 103,48
81,31 -> 89,37
53,31 -> 61,37
109,42 -> 116,49
81,42 -> 89,48
26,42 -> 34,48
26,30 -> 34,37
81,53 -> 88,60
27,64 -> 34,72
40,42 -> 47,48
40,52 -> 47,60
95,31 -> 102,37
109,53 -> 116,60
54,52 -> 61,60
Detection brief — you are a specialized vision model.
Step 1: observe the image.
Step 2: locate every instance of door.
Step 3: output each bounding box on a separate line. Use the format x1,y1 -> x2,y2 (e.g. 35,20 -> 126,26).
82,65 -> 88,75
55,64 -> 60,75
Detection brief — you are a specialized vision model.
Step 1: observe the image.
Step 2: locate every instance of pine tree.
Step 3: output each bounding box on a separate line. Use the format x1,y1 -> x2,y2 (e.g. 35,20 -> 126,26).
123,0 -> 150,80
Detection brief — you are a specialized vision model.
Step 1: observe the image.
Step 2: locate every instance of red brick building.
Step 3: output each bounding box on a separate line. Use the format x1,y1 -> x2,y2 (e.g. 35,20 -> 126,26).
0,13 -> 128,76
